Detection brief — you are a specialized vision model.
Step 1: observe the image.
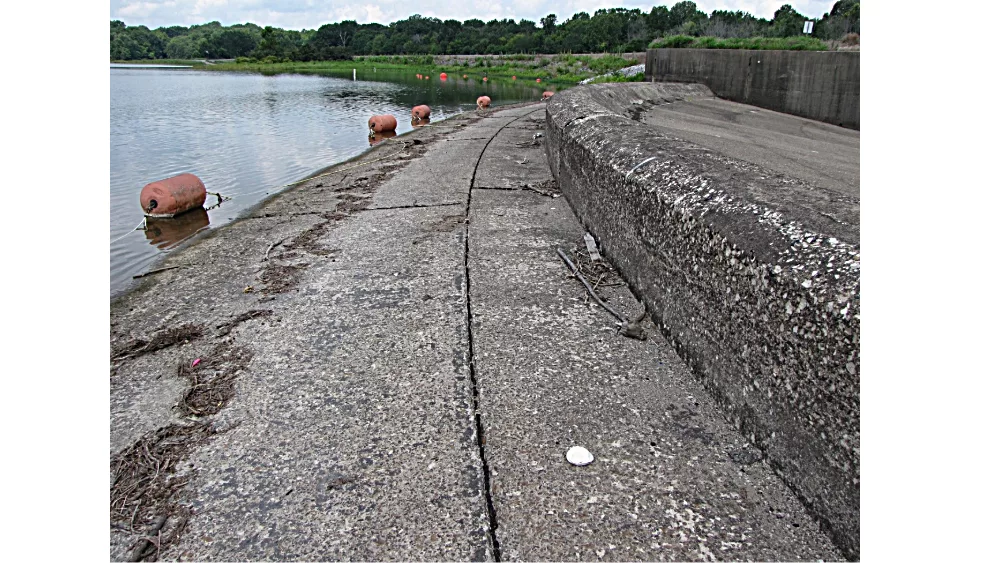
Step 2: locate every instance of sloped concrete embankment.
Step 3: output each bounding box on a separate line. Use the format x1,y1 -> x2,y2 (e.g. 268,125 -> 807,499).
545,83 -> 860,559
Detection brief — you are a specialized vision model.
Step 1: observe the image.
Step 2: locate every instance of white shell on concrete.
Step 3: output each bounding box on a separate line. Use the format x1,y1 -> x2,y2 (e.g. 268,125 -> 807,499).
565,446 -> 594,466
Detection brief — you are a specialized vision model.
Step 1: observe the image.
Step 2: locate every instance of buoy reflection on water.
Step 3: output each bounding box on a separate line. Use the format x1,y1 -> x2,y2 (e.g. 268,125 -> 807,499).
144,208 -> 210,250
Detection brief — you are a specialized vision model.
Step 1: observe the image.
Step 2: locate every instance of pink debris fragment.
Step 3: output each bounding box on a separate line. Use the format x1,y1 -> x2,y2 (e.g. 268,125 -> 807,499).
192,358 -> 202,367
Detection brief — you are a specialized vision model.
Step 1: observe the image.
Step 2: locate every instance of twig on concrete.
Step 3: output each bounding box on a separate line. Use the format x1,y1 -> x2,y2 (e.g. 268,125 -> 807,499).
522,184 -> 553,197
132,266 -> 186,279
557,247 -> 625,324
128,514 -> 167,562
264,237 -> 288,261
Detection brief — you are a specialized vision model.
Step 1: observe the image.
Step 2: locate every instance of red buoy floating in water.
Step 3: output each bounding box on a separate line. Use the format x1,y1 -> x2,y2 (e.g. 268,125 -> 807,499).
511,75 -> 516,80
416,73 -> 422,79
440,72 -> 447,80
536,78 -> 542,83
462,74 -> 468,79
411,104 -> 431,120
477,96 -> 491,109
368,114 -> 398,134
482,76 -> 488,82
140,173 -> 207,217
542,91 -> 555,100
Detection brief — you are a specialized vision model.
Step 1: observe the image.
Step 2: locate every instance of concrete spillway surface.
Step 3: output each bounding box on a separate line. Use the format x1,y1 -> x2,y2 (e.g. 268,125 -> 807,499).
640,97 -> 860,198
111,103 -> 844,561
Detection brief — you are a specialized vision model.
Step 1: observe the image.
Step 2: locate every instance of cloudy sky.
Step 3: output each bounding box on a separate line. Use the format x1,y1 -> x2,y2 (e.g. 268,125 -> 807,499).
110,0 -> 838,30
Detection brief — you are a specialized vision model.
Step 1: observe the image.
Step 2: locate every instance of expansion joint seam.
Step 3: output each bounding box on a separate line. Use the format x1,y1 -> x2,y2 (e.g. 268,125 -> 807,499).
463,107 -> 543,561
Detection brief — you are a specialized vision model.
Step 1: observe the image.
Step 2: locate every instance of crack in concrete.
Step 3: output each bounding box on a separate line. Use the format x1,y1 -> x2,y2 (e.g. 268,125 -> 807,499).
362,202 -> 464,212
245,211 -> 324,220
464,107 -> 545,561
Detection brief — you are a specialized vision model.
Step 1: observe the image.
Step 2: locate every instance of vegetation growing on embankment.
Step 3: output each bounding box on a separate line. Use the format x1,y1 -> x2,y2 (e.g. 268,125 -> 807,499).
188,54 -> 641,85
648,35 -> 828,50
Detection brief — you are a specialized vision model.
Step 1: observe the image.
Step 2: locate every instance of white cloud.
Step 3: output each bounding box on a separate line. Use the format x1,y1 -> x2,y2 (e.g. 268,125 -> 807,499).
110,0 -> 839,29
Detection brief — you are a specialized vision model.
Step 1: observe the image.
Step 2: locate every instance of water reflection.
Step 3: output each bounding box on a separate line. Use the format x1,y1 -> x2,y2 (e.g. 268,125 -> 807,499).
369,131 -> 397,146
144,208 -> 210,250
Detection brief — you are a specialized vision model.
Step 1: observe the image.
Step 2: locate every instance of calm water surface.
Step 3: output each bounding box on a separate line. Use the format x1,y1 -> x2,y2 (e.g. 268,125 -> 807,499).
110,67 -> 545,296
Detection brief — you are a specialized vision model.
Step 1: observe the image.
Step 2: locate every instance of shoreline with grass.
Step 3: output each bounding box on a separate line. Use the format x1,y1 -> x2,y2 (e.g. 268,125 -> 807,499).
112,53 -> 647,85
111,34 -> 857,86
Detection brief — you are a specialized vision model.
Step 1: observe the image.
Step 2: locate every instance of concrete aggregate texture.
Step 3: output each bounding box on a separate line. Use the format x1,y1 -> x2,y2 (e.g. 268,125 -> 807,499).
110,100 -> 844,561
545,83 -> 859,560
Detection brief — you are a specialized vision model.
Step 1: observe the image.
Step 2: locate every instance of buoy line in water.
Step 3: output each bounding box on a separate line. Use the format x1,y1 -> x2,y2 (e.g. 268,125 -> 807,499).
110,217 -> 149,245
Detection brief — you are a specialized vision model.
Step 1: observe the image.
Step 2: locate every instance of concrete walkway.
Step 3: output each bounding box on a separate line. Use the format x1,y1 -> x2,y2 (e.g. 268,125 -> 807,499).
110,103 -> 841,561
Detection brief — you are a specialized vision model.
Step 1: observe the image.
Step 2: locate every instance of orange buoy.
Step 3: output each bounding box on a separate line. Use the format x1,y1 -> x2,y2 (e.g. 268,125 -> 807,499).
411,104 -> 431,120
368,114 -> 398,134
462,74 -> 468,79
477,96 -> 491,109
440,72 -> 447,80
482,76 -> 488,82
536,78 -> 542,83
417,73 -> 422,79
369,130 -> 397,146
512,75 -> 516,80
542,91 -> 555,100
425,75 -> 429,80
140,173 -> 207,218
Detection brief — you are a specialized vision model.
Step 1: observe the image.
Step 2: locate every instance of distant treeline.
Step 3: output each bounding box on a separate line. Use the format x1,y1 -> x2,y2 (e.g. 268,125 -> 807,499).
111,1 -> 860,61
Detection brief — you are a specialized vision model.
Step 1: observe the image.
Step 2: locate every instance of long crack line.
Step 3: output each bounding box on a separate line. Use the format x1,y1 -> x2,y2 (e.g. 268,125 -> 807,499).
464,106 -> 545,561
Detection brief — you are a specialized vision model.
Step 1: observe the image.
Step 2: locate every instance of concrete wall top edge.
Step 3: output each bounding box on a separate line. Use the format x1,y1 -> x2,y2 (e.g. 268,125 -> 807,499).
548,83 -> 860,302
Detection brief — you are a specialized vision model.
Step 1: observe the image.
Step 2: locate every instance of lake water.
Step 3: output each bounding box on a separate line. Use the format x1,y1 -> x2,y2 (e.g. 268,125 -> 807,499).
110,66 -> 546,296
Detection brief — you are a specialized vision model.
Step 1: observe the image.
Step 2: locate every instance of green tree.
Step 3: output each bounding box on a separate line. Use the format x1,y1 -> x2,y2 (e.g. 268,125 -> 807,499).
771,4 -> 807,37
668,1 -> 707,32
111,33 -> 145,60
541,14 -> 557,34
165,34 -> 198,58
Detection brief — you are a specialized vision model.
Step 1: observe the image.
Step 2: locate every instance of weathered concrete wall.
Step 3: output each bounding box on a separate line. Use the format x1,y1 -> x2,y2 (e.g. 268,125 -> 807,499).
646,49 -> 859,129
545,83 -> 860,559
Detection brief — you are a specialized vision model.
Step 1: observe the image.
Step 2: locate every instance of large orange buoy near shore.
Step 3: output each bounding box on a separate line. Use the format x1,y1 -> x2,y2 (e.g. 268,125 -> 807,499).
368,114 -> 398,134
140,173 -> 207,217
411,104 -> 431,120
477,96 -> 491,109
440,72 -> 447,80
542,91 -> 555,100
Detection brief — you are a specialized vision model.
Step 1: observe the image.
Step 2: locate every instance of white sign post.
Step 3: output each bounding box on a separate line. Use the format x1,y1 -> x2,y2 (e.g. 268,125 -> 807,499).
803,20 -> 815,34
